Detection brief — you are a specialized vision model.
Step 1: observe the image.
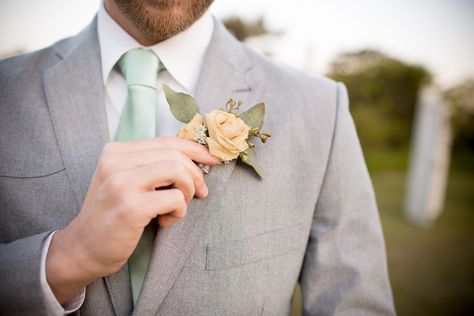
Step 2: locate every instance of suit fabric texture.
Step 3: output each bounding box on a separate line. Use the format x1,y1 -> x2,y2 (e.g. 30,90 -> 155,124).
0,18 -> 395,315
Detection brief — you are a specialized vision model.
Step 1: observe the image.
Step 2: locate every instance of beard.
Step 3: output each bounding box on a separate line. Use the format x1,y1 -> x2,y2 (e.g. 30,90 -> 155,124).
113,0 -> 214,42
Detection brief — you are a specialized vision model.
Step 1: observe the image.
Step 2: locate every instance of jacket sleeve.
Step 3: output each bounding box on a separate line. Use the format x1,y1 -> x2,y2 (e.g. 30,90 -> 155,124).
299,83 -> 396,315
0,231 -> 85,315
0,231 -> 53,315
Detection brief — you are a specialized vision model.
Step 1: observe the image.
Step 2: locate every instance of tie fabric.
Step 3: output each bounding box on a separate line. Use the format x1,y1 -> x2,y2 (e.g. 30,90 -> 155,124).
115,48 -> 163,304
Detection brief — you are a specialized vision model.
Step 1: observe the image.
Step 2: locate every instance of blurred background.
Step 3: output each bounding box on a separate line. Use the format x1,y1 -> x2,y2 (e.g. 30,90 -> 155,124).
1,0 -> 473,314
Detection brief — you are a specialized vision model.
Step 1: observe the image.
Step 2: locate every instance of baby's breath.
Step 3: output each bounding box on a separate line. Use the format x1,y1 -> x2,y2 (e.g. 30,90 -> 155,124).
193,124 -> 208,145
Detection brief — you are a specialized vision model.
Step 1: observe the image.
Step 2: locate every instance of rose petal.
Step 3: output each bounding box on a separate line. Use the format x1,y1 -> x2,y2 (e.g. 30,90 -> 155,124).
206,137 -> 240,161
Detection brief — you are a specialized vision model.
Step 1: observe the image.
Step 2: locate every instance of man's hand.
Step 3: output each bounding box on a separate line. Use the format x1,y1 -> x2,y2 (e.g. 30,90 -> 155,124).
45,137 -> 220,304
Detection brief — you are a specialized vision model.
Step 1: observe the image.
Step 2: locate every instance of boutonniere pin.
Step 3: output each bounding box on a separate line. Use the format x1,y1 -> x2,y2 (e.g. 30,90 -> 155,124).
163,85 -> 271,178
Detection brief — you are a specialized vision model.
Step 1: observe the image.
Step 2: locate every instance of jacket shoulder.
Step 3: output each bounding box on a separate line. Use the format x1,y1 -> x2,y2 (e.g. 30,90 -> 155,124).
243,45 -> 340,103
240,45 -> 343,130
0,36 -> 73,82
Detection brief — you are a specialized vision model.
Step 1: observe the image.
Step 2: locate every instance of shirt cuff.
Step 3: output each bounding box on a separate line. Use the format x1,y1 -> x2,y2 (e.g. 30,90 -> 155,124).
40,231 -> 86,315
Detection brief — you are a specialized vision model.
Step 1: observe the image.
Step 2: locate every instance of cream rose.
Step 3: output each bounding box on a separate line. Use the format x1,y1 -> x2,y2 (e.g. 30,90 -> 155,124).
205,110 -> 250,161
177,113 -> 204,142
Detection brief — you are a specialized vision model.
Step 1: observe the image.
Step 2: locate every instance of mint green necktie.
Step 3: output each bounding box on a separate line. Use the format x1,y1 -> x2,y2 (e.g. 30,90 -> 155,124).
115,48 -> 163,304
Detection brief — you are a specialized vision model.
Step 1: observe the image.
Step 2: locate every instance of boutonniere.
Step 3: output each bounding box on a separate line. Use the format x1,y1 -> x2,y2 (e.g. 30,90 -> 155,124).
163,85 -> 271,178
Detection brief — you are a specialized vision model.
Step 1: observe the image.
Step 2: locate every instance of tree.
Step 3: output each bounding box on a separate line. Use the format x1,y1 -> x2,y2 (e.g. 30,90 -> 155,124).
223,16 -> 275,42
328,49 -> 431,149
445,79 -> 474,151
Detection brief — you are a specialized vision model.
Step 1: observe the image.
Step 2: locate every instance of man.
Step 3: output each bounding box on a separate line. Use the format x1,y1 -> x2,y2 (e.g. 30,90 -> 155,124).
0,0 -> 395,315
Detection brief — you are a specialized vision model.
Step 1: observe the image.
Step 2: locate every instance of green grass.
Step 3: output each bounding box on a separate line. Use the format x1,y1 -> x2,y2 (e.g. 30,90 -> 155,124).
374,163 -> 474,315
291,150 -> 474,315
365,147 -> 410,172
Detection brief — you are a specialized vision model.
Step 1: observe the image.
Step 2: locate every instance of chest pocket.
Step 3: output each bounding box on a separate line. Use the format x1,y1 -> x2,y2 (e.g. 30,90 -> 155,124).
0,101 -> 65,178
0,119 -> 71,242
0,143 -> 64,178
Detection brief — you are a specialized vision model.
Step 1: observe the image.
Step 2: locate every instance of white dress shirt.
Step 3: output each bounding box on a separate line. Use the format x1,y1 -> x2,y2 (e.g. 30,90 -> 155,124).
40,3 -> 214,314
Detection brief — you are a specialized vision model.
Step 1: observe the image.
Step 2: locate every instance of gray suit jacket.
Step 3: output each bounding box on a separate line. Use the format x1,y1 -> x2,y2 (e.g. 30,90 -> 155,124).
0,18 -> 395,315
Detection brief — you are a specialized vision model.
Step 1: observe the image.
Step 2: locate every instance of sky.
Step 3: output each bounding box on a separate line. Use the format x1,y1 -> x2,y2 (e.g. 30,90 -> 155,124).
0,0 -> 473,88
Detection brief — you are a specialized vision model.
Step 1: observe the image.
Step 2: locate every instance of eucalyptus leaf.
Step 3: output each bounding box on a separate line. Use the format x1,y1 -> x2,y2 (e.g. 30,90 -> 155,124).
163,84 -> 200,123
240,102 -> 265,130
240,147 -> 264,179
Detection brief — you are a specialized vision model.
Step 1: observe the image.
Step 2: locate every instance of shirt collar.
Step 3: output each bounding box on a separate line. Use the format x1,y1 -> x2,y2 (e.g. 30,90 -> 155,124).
97,2 -> 214,93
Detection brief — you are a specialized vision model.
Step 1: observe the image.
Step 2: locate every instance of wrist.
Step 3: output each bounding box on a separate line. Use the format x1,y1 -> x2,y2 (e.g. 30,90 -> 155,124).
45,222 -> 97,304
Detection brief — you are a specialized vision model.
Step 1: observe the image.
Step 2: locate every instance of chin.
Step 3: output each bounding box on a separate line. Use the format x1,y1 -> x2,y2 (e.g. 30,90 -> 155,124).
113,0 -> 213,43
143,0 -> 185,9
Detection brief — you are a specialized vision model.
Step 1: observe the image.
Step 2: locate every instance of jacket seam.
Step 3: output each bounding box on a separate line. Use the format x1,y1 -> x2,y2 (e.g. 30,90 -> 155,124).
311,82 -> 342,218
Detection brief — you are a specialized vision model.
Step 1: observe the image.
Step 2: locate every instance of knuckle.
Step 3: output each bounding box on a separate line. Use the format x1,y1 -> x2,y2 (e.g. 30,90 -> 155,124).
125,194 -> 144,213
194,169 -> 205,185
158,215 -> 175,228
106,173 -> 128,194
97,155 -> 116,177
191,142 -> 206,154
158,148 -> 179,162
121,196 -> 137,211
116,205 -> 130,222
177,209 -> 187,220
166,148 -> 182,159
173,190 -> 187,213
163,160 -> 185,178
172,161 -> 187,176
157,136 -> 172,147
170,188 -> 183,203
174,210 -> 186,219
176,188 -> 186,200
116,198 -> 137,222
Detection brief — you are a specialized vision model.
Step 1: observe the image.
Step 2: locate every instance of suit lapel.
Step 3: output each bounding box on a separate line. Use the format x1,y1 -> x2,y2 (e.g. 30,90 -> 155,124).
132,21 -> 256,315
43,20 -> 109,209
43,20 -> 133,315
104,264 -> 133,316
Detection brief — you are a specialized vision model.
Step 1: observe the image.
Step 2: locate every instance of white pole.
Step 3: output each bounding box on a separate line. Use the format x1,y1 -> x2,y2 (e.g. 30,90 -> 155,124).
405,86 -> 452,226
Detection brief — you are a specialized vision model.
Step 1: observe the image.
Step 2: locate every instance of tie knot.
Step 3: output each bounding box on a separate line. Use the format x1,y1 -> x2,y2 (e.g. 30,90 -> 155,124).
118,48 -> 163,89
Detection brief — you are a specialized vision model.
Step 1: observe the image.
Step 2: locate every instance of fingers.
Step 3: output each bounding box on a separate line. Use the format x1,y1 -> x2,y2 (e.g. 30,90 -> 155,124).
104,137 -> 221,166
111,160 -> 202,203
105,161 -> 197,227
112,189 -> 187,230
94,137 -> 219,230
100,148 -> 208,197
157,213 -> 182,228
143,189 -> 187,228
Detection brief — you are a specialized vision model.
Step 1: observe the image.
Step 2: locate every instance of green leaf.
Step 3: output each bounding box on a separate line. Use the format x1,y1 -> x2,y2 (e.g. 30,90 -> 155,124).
240,102 -> 265,130
240,147 -> 264,179
163,84 -> 200,123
